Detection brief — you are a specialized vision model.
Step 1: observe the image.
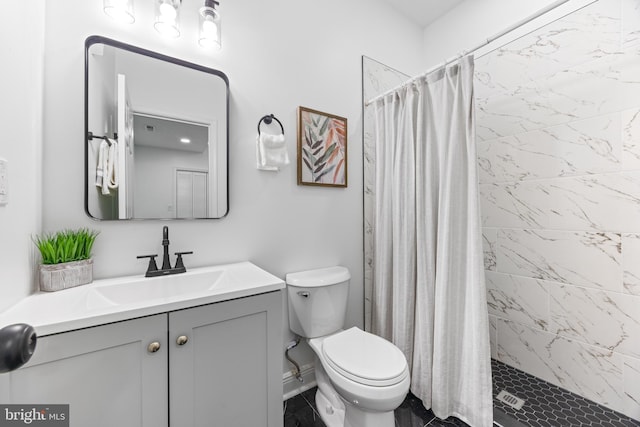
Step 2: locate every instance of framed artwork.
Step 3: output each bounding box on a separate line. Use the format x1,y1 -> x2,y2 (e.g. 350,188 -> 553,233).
297,106 -> 347,187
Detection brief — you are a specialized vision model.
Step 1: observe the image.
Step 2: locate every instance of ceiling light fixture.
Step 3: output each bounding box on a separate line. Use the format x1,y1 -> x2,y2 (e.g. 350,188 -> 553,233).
103,0 -> 135,24
154,0 -> 182,38
180,138 -> 191,144
198,0 -> 221,50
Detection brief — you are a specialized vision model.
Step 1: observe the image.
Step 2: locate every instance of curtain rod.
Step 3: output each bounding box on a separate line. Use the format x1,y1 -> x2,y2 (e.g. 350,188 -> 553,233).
365,0 -> 585,106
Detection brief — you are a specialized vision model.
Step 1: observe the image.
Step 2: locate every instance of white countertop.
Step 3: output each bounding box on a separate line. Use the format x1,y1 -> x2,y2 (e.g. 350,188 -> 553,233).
0,261 -> 285,337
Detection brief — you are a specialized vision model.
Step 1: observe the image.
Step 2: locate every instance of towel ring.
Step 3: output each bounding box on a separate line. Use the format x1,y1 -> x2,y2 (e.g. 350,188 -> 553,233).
258,114 -> 284,136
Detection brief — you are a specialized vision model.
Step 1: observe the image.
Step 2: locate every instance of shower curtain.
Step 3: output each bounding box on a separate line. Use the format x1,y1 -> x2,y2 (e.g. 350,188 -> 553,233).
371,56 -> 492,427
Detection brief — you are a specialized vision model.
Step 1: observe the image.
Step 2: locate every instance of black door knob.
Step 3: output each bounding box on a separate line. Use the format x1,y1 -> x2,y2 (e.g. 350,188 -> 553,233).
0,324 -> 37,373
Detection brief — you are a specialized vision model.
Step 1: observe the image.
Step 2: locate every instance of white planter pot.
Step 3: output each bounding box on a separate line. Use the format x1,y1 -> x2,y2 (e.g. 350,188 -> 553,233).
39,259 -> 93,292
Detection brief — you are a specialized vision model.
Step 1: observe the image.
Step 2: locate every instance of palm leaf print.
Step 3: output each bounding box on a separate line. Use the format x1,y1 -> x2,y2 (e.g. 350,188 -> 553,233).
300,109 -> 346,185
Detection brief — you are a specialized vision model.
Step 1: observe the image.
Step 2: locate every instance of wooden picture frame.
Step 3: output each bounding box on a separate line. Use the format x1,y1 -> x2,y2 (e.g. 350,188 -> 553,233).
297,106 -> 347,187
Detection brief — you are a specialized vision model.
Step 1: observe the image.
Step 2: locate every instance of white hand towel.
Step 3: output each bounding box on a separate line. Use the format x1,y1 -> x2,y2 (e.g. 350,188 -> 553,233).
106,140 -> 119,189
257,133 -> 289,171
101,139 -> 119,195
95,140 -> 108,188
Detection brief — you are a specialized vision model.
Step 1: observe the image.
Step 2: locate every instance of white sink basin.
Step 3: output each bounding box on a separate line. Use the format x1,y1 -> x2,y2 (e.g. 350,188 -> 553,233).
91,270 -> 226,306
0,262 -> 285,336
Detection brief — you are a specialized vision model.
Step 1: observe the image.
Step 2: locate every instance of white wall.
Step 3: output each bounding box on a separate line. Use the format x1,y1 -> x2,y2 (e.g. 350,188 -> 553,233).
37,0 -> 424,383
115,48 -> 226,124
0,1 -> 44,312
134,145 -> 209,218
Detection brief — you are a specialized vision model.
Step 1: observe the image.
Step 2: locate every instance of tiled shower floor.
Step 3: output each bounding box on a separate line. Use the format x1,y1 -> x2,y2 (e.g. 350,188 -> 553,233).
283,359 -> 640,427
490,360 -> 639,427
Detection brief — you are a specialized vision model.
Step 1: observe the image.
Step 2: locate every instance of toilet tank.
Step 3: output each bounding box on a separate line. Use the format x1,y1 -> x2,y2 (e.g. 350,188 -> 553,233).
286,266 -> 350,338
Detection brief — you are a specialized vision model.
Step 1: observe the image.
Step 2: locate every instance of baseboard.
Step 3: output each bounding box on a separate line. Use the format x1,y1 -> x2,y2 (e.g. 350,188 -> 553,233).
282,363 -> 316,401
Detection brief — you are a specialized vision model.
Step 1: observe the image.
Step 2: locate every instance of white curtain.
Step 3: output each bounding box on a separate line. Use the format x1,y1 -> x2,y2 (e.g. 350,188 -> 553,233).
372,56 -> 493,427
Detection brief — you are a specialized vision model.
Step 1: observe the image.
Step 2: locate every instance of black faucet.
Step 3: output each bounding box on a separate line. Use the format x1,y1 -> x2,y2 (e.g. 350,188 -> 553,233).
161,225 -> 171,271
137,226 -> 193,277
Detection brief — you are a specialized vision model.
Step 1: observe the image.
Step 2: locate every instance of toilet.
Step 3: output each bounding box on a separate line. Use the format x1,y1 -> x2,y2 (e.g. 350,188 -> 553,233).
286,266 -> 410,427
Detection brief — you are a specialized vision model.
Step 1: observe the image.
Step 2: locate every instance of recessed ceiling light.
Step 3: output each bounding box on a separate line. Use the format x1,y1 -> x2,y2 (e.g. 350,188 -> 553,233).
180,138 -> 191,144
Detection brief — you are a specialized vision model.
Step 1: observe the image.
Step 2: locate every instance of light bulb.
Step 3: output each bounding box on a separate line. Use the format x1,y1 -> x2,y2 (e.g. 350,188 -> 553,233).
202,19 -> 217,38
198,3 -> 221,50
155,0 -> 180,38
103,0 -> 135,24
159,2 -> 177,20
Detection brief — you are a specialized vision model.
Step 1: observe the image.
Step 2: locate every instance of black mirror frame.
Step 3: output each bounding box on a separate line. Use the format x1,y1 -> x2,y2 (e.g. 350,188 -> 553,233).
84,35 -> 230,220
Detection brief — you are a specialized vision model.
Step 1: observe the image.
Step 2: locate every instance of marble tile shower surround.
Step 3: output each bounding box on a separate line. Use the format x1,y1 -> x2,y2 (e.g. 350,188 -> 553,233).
362,0 -> 640,420
476,0 -> 640,420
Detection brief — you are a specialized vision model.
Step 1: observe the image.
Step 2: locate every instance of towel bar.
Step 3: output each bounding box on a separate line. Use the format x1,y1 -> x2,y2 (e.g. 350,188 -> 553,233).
87,131 -> 118,144
257,114 -> 284,136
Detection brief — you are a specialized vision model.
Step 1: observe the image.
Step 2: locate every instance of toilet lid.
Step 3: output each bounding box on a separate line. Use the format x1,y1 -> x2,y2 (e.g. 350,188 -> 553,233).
322,327 -> 408,387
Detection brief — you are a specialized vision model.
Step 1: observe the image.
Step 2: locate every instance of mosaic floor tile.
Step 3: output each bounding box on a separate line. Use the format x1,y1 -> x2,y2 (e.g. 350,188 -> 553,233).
492,359 -> 640,427
284,359 -> 640,426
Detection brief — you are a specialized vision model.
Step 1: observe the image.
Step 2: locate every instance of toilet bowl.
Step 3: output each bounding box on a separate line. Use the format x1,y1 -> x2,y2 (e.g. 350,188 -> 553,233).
286,267 -> 410,427
310,328 -> 410,427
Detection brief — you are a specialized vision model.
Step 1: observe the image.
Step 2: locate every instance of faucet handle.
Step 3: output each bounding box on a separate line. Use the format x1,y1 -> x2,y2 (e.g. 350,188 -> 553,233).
137,254 -> 159,277
174,251 -> 193,271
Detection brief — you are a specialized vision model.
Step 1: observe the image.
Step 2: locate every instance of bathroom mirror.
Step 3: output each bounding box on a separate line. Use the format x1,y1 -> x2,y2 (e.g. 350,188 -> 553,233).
84,36 -> 228,220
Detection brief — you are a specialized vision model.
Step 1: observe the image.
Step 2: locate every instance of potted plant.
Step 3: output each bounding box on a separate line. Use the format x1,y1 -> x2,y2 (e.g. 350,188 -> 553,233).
34,228 -> 99,292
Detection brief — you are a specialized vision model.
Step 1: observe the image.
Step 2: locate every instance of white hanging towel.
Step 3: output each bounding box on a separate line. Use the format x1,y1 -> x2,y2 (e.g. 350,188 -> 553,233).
95,140 -> 108,188
97,139 -> 119,195
105,139 -> 119,192
256,132 -> 289,171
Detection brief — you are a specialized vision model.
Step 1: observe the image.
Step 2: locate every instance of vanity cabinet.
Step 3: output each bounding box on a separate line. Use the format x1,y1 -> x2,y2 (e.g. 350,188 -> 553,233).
0,314 -> 168,427
0,291 -> 283,427
169,291 -> 283,427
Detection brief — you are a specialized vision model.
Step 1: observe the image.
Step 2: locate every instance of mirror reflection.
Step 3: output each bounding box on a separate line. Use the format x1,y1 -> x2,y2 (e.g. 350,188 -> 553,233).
85,36 -> 228,220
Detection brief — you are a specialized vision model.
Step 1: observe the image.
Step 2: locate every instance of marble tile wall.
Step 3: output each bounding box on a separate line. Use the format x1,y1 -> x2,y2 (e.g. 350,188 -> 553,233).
477,0 -> 640,420
362,57 -> 410,332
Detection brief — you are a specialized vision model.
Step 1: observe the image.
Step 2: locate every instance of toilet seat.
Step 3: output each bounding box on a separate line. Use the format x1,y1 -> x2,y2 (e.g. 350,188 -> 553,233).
322,327 -> 408,387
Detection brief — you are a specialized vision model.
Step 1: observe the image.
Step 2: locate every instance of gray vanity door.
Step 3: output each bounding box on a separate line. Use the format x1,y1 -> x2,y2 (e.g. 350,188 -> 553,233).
0,314 -> 168,427
168,291 -> 283,427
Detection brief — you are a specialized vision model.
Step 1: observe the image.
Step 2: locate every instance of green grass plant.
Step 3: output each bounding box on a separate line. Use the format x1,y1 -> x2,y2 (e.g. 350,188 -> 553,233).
34,229 -> 99,265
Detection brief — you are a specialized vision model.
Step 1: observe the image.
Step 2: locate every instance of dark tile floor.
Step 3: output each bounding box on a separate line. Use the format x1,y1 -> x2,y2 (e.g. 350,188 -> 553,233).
283,386 -> 468,427
491,359 -> 640,427
284,359 -> 640,427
